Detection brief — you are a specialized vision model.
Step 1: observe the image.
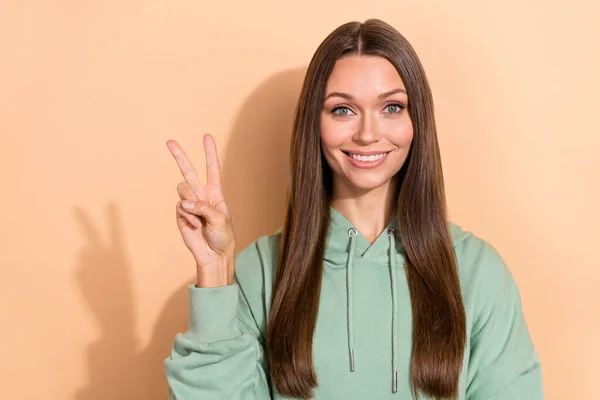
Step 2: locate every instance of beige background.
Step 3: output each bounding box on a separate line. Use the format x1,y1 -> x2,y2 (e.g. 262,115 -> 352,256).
1,1 -> 598,399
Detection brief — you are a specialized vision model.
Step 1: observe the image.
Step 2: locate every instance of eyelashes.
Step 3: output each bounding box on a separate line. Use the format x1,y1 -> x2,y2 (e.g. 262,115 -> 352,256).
383,102 -> 406,114
331,105 -> 352,116
331,102 -> 407,116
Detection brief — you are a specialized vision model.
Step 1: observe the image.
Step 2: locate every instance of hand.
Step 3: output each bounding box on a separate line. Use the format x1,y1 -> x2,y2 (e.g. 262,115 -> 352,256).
166,134 -> 235,287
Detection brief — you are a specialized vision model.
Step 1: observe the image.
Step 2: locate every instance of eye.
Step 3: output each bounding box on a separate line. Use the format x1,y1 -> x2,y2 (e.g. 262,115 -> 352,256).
383,102 -> 406,114
332,106 -> 355,116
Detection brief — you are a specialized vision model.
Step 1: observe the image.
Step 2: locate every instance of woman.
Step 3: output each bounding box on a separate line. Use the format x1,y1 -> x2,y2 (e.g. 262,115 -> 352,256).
164,19 -> 543,399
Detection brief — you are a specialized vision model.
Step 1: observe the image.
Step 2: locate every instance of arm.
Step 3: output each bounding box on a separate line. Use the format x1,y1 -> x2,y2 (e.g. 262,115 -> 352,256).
466,244 -> 543,400
165,137 -> 272,398
164,281 -> 271,400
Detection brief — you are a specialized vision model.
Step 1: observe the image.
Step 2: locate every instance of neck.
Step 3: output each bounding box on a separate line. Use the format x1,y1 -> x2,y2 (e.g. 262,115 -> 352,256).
330,178 -> 398,244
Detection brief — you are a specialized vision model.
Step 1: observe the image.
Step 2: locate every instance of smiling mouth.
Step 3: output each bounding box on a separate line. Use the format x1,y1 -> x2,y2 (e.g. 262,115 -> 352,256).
342,151 -> 391,162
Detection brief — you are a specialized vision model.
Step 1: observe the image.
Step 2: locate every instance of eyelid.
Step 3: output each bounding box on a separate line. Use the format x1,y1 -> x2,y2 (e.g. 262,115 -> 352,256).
331,103 -> 353,110
382,101 -> 406,114
329,101 -> 406,115
383,101 -> 406,109
331,104 -> 356,115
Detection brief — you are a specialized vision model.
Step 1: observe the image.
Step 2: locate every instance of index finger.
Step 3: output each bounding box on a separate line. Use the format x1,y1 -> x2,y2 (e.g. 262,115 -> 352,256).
203,134 -> 222,187
166,140 -> 202,190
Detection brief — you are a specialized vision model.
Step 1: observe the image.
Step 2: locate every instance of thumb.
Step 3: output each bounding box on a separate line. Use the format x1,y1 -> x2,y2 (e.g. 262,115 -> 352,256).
181,200 -> 226,227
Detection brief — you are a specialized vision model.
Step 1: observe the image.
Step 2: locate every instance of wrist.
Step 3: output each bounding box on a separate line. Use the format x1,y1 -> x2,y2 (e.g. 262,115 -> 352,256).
196,254 -> 234,288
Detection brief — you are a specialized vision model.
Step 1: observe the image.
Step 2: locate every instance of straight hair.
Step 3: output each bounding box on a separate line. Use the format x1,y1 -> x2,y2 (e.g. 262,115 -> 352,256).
266,19 -> 467,399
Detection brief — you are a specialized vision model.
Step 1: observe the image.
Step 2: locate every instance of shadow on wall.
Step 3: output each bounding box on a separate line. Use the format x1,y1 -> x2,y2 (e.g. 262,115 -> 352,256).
222,67 -> 306,251
71,67 -> 306,400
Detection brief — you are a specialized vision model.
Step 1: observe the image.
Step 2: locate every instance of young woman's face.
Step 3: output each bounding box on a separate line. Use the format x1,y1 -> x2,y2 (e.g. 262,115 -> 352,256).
320,55 -> 413,195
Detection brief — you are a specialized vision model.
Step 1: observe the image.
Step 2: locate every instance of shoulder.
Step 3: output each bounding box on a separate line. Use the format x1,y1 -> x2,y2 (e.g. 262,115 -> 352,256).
450,222 -> 524,326
233,230 -> 281,331
450,222 -> 513,286
234,230 -> 281,288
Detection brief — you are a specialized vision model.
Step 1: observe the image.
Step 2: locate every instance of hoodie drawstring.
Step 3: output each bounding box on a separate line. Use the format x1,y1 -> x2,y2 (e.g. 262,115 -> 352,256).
388,227 -> 399,393
346,226 -> 399,394
346,227 -> 358,372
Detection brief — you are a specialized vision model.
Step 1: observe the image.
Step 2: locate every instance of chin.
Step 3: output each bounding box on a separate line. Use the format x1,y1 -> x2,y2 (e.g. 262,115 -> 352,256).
342,174 -> 395,193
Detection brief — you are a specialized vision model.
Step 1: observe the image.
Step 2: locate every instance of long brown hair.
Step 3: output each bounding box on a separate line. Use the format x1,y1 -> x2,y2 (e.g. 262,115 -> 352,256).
266,19 -> 467,399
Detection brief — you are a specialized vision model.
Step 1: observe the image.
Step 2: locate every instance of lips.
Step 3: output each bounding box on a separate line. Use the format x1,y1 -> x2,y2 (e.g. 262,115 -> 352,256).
342,150 -> 391,169
345,152 -> 389,162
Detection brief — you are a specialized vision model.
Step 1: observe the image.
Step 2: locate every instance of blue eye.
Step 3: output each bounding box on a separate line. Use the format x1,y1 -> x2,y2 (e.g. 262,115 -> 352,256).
384,103 -> 405,114
332,106 -> 354,116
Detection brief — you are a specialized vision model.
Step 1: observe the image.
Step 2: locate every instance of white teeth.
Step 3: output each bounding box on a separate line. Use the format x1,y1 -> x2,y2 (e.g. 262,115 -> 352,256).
349,153 -> 387,162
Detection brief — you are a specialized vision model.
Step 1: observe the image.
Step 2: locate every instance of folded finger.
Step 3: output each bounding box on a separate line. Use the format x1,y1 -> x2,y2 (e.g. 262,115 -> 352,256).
176,202 -> 201,228
181,199 -> 225,226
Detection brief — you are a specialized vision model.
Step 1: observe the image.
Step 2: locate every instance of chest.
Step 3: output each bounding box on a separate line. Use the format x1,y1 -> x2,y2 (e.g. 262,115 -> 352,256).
306,261 -> 470,399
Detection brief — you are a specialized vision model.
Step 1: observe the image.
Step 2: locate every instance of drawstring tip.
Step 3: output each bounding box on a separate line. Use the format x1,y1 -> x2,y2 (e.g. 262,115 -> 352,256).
349,349 -> 355,372
392,371 -> 398,393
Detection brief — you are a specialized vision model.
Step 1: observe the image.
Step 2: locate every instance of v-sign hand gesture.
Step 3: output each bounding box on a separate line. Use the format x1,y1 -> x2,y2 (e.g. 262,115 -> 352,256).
167,134 -> 236,288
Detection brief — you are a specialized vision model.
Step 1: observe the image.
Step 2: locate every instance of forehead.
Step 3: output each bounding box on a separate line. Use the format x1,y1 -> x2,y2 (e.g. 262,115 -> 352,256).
325,55 -> 406,96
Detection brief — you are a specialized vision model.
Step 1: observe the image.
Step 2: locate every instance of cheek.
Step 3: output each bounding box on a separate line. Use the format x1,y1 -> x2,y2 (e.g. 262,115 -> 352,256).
320,117 -> 343,149
320,118 -> 344,162
386,120 -> 414,173
390,118 -> 414,148
319,124 -> 334,150
320,112 -> 361,147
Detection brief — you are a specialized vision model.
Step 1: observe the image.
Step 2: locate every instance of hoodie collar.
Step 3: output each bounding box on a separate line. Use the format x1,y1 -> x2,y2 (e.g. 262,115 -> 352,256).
324,206 -> 472,266
324,206 -> 402,265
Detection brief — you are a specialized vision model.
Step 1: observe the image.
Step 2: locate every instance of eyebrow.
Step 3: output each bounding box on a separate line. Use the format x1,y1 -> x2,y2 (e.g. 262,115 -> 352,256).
323,88 -> 407,101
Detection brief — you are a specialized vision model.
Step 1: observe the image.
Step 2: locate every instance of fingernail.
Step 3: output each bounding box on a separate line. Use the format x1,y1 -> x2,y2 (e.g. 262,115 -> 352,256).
182,201 -> 194,210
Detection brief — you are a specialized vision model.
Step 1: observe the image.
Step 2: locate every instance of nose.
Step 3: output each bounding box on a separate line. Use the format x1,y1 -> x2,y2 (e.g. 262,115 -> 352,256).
353,113 -> 382,145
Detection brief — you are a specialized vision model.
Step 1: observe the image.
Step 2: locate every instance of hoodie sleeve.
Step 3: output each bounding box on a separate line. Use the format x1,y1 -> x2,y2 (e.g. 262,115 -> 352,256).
164,242 -> 273,400
466,242 -> 543,400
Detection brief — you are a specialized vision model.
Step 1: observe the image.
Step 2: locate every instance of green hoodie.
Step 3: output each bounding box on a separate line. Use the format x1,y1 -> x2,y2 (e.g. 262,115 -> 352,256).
164,208 -> 543,399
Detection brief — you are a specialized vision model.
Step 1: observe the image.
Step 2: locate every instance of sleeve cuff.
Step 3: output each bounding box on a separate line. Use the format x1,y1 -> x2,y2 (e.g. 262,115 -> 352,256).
186,284 -> 241,342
